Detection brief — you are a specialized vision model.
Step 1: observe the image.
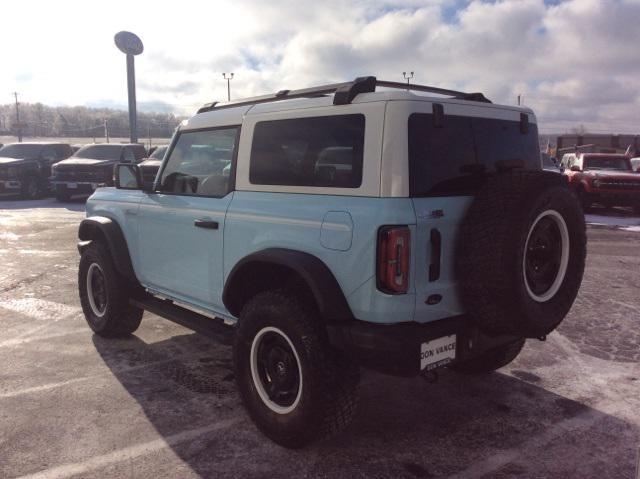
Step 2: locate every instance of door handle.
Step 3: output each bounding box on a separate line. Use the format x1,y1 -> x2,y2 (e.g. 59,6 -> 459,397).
194,219 -> 219,230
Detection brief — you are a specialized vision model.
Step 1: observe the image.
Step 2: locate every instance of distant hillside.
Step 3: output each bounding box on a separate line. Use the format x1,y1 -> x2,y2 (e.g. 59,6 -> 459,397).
0,103 -> 184,139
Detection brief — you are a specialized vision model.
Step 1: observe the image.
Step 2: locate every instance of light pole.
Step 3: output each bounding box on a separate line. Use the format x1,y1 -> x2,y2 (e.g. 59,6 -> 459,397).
403,71 -> 414,87
114,31 -> 144,143
223,73 -> 234,101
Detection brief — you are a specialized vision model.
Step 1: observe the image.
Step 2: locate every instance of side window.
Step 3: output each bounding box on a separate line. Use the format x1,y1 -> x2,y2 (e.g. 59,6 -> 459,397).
159,127 -> 238,197
123,148 -> 136,163
41,146 -> 57,162
54,145 -> 70,160
408,113 -> 477,196
133,145 -> 146,160
249,114 -> 365,188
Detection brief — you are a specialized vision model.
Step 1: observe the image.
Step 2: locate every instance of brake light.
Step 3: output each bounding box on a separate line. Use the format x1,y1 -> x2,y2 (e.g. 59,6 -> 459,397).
377,226 -> 411,294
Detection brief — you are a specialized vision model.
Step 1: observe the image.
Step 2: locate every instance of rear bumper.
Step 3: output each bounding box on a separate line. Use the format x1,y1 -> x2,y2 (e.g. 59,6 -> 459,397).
327,316 -> 520,377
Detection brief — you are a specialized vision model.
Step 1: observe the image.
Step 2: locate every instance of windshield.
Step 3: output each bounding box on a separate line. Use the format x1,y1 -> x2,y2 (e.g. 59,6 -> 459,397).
0,144 -> 43,159
150,146 -> 168,160
583,156 -> 631,171
73,144 -> 123,160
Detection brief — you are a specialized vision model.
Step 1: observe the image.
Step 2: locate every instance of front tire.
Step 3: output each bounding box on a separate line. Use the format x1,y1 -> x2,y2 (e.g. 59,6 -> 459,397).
21,178 -> 40,200
234,290 -> 359,448
55,191 -> 71,202
78,242 -> 143,337
451,339 -> 526,374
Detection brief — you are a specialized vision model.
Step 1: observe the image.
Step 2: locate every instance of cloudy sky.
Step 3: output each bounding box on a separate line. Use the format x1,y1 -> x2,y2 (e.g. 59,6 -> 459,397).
2,0 -> 639,133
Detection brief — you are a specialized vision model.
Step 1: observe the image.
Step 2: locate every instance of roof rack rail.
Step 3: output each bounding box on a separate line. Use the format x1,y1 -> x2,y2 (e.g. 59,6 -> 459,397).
197,76 -> 491,113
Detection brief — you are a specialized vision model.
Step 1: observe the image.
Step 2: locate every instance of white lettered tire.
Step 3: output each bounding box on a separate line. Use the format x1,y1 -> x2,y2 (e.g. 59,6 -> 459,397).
234,290 -> 359,448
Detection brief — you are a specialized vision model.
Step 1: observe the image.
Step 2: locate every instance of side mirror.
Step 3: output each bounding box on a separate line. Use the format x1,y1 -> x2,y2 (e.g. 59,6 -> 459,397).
115,163 -> 143,190
570,165 -> 581,172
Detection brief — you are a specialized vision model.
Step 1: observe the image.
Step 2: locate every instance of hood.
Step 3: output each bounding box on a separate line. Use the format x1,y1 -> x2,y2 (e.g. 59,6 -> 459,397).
585,169 -> 639,179
55,158 -> 116,167
0,157 -> 36,166
139,158 -> 162,168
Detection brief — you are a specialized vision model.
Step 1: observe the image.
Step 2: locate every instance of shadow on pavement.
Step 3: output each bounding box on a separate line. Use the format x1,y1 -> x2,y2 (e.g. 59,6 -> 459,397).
92,331 -> 638,478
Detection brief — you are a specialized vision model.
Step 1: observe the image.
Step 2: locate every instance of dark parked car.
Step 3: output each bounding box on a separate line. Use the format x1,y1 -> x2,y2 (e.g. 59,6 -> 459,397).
0,142 -> 74,199
50,143 -> 146,201
138,145 -> 168,188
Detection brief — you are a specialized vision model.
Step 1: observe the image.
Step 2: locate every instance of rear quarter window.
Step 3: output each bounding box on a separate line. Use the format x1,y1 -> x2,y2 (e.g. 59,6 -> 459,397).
408,113 -> 539,197
249,114 -> 365,188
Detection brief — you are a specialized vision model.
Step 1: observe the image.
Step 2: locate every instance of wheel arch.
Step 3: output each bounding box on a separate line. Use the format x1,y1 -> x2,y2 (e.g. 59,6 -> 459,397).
78,216 -> 137,282
223,248 -> 354,322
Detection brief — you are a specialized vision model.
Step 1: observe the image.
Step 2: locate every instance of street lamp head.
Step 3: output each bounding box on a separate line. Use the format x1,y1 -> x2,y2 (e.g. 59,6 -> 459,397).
114,31 -> 144,55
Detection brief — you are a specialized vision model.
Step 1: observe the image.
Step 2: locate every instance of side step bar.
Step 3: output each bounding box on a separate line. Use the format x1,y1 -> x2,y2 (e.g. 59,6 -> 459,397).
130,295 -> 235,346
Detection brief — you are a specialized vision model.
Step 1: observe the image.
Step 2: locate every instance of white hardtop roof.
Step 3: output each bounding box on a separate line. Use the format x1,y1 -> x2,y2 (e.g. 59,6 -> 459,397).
183,89 -> 535,131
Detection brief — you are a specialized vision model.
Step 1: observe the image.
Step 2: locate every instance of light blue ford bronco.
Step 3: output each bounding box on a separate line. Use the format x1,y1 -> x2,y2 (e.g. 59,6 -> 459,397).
77,77 -> 586,447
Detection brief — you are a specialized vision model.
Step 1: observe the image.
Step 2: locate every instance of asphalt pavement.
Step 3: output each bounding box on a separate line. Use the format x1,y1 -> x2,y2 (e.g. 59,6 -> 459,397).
1,198 -> 639,479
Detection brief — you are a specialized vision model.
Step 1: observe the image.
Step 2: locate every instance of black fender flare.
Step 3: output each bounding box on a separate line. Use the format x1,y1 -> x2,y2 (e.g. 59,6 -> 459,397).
78,216 -> 137,282
223,248 -> 354,321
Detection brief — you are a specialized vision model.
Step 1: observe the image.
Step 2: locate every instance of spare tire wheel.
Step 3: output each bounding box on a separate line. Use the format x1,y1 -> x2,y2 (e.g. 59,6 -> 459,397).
456,170 -> 586,338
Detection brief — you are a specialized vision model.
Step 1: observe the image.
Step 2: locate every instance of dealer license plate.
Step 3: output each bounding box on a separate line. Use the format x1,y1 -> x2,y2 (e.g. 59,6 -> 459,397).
420,335 -> 456,371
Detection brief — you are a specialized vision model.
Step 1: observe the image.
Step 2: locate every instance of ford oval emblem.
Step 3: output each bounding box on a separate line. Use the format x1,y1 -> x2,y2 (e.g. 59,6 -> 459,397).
114,31 -> 144,55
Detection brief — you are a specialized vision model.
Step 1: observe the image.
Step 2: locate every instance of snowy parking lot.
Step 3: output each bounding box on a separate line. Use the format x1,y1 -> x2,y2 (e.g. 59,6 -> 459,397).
1,198 -> 639,478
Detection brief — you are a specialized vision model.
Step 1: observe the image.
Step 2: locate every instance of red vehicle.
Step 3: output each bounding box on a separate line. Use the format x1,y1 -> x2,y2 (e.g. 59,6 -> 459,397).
559,153 -> 640,213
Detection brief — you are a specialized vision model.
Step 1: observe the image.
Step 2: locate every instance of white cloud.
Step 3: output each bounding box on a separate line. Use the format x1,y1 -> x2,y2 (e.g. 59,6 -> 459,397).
2,0 -> 639,133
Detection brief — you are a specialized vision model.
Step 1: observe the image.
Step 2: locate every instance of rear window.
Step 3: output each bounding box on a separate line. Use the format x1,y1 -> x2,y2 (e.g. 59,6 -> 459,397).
249,114 -> 365,188
408,113 -> 540,196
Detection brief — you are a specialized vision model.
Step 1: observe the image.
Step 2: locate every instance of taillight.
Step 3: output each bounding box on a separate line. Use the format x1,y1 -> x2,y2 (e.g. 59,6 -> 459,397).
377,226 -> 411,294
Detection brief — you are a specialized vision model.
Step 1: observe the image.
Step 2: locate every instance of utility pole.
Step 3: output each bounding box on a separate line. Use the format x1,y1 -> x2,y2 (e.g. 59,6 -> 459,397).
403,71 -> 414,87
13,92 -> 22,142
223,72 -> 234,101
104,119 -> 109,143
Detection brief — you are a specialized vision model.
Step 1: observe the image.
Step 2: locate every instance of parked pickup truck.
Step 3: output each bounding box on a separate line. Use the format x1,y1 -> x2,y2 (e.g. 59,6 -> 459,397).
0,142 -> 74,199
559,152 -> 640,213
51,143 -> 146,201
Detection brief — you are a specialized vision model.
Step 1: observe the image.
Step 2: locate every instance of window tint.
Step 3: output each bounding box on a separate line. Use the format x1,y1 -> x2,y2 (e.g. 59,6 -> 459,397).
472,117 -> 540,171
40,146 -> 57,161
0,144 -> 43,159
250,114 -> 365,188
408,114 -> 477,197
54,145 -> 71,159
583,156 -> 631,171
159,127 -> 237,197
123,148 -> 136,162
408,113 -> 540,197
74,145 -> 123,160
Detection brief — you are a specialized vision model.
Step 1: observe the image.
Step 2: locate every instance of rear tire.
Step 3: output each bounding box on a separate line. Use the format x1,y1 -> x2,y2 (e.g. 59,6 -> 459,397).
78,241 -> 143,337
451,339 -> 526,374
234,290 -> 359,448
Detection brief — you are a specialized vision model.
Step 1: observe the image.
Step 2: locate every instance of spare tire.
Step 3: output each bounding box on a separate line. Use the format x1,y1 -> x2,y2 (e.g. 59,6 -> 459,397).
456,170 -> 586,338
